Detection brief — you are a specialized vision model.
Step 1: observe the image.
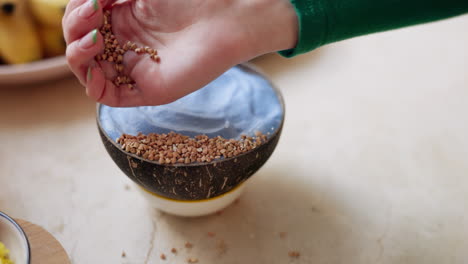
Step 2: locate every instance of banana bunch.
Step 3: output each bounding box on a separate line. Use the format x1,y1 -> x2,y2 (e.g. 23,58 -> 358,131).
0,0 -> 69,65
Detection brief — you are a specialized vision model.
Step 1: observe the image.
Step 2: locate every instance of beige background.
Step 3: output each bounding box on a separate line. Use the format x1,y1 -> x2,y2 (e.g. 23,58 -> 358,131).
1,15 -> 468,264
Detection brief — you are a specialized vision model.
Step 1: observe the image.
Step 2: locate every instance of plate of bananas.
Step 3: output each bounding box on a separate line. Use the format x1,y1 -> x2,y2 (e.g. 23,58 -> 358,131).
0,0 -> 71,85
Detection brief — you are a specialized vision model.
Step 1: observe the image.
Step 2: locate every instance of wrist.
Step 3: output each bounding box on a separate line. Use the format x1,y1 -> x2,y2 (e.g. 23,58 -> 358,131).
268,0 -> 299,53
279,0 -> 328,57
239,0 -> 298,57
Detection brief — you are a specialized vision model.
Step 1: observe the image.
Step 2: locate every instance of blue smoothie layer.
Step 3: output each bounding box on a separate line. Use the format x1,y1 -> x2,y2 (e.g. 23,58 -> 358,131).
99,65 -> 284,142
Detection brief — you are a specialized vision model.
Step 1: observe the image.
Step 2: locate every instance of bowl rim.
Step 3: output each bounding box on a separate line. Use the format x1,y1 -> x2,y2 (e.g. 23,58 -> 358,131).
96,63 -> 286,167
0,56 -> 67,75
0,211 -> 31,264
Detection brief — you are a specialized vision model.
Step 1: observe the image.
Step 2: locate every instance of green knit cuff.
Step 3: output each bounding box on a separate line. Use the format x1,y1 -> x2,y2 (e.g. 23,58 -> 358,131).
279,0 -> 328,58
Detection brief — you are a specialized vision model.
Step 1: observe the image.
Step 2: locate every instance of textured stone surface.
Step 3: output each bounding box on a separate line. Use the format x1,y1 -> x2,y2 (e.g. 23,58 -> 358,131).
1,15 -> 468,264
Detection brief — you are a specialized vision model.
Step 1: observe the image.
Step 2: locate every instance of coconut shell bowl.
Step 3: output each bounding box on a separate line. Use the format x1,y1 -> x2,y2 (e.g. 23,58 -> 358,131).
97,64 -> 285,217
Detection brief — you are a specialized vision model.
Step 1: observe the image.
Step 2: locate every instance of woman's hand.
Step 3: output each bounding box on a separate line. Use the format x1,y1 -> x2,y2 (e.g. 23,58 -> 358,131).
63,0 -> 297,106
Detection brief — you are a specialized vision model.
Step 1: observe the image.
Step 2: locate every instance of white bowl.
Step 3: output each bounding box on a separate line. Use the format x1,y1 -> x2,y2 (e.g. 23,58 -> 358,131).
137,183 -> 246,217
0,56 -> 71,85
0,212 -> 30,264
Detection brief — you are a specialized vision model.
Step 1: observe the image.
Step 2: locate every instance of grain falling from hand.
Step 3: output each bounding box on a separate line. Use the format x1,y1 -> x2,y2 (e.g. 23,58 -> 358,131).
95,8 -> 161,89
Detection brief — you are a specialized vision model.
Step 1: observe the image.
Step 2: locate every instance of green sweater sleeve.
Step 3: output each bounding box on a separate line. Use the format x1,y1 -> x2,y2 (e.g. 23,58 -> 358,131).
280,0 -> 468,57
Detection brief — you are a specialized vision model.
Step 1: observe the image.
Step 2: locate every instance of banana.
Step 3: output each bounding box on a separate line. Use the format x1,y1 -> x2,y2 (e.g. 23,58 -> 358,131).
29,0 -> 69,27
39,25 -> 66,57
0,0 -> 43,64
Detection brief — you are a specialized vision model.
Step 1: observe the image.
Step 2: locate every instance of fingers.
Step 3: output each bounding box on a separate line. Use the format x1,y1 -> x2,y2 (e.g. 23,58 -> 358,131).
63,0 -> 142,107
66,29 -> 104,85
85,66 -> 110,102
63,0 -> 113,25
63,0 -> 104,44
87,66 -> 147,107
63,0 -> 87,21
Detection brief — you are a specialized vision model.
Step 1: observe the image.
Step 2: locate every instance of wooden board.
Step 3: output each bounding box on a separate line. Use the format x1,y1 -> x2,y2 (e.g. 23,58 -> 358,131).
15,219 -> 70,264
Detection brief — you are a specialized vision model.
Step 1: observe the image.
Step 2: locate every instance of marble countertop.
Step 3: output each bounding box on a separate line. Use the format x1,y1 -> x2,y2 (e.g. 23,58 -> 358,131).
1,15 -> 468,264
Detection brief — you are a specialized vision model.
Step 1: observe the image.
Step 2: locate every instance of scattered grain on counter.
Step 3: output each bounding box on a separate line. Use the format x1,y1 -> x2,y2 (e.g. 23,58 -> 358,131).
96,9 -> 161,89
117,131 -> 268,164
171,248 -> 177,254
187,258 -> 199,263
288,251 -> 300,258
160,253 -> 166,260
279,232 -> 287,239
216,239 -> 228,255
184,242 -> 193,249
121,251 -> 126,258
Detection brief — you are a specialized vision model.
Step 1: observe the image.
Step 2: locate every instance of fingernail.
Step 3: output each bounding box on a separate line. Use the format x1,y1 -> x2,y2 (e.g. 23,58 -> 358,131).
92,0 -> 98,11
80,29 -> 98,49
92,29 -> 97,44
79,0 -> 98,18
87,66 -> 92,82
